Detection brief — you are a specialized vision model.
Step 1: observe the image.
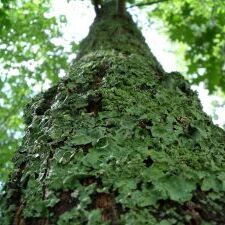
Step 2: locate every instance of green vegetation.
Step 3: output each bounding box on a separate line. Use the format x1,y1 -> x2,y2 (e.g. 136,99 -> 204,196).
150,0 -> 225,93
1,2 -> 225,224
0,0 -> 76,180
1,0 -> 225,182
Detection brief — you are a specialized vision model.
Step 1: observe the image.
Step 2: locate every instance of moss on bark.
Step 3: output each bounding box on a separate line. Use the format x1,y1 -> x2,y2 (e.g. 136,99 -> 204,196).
1,1 -> 225,225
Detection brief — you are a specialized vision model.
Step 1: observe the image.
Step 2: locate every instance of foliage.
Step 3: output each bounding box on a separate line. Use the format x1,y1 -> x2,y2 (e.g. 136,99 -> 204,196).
0,0 -> 77,181
1,10 -> 225,223
148,0 -> 225,93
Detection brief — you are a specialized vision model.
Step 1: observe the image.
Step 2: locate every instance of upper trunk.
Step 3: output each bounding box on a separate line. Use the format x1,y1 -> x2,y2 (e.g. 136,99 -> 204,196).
78,1 -> 152,58
77,0 -> 164,74
1,2 -> 225,225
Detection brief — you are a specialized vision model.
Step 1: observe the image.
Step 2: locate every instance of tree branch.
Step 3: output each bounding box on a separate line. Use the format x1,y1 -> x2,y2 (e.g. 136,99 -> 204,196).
127,0 -> 170,9
117,0 -> 126,16
92,0 -> 102,15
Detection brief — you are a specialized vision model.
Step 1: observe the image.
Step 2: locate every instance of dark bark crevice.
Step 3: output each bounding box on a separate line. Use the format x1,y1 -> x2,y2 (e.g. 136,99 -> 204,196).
51,190 -> 78,222
5,161 -> 28,225
94,193 -> 119,225
35,85 -> 58,116
86,93 -> 102,115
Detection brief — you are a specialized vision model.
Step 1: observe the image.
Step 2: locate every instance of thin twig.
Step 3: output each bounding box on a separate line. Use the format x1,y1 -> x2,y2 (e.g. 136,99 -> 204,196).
127,0 -> 170,9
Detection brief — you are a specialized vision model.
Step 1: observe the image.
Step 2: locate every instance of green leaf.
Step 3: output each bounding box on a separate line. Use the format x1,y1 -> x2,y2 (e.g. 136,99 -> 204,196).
201,176 -> 222,192
71,134 -> 94,145
157,175 -> 196,202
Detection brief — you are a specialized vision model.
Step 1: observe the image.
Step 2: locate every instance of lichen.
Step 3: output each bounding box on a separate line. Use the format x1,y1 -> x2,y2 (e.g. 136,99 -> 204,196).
1,3 -> 225,225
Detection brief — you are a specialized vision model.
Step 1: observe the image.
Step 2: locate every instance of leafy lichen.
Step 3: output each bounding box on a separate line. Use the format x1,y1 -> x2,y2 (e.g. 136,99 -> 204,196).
1,3 -> 225,225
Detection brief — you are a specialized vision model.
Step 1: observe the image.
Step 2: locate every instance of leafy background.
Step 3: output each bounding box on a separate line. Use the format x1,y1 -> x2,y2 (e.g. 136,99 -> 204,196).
0,0 -> 225,183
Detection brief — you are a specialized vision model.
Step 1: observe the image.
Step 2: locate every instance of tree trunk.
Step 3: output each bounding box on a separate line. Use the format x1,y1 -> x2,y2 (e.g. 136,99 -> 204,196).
1,1 -> 225,225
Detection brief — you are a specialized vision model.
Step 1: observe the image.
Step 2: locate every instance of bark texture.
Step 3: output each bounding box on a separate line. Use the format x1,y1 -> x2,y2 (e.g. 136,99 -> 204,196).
1,1 -> 225,225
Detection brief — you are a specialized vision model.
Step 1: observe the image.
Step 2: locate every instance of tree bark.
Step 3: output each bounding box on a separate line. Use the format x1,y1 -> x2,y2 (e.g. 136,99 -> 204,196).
1,1 -> 225,225
117,0 -> 126,16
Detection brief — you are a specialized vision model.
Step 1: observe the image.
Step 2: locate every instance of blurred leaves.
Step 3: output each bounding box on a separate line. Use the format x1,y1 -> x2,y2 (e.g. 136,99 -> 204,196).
0,0 -> 77,181
147,0 -> 225,93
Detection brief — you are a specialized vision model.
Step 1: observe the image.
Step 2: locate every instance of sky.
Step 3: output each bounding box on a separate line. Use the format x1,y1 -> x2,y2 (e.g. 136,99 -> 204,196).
51,0 -> 225,127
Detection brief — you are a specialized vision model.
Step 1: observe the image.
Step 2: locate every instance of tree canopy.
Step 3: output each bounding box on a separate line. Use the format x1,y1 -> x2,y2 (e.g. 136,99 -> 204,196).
149,0 -> 225,93
0,0 -> 224,182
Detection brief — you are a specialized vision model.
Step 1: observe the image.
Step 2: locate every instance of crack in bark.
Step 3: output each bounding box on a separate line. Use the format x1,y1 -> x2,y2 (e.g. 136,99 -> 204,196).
51,190 -> 78,222
94,193 -> 119,225
6,161 -> 27,225
35,85 -> 58,116
86,93 -> 102,115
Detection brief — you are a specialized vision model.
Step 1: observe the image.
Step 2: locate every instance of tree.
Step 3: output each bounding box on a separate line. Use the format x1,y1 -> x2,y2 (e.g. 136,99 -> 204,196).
1,0 -> 225,182
1,0 -> 225,224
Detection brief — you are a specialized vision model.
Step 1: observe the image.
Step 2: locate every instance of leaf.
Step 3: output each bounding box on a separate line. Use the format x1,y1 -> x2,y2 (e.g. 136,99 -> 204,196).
94,136 -> 109,149
71,134 -> 94,145
87,210 -> 102,225
115,179 -> 137,193
201,176 -> 222,192
83,150 -> 102,168
131,187 -> 163,207
159,220 -> 173,225
157,175 -> 196,202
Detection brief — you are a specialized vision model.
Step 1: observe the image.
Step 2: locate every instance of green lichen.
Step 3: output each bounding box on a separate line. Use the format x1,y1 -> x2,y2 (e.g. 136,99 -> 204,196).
1,3 -> 225,225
